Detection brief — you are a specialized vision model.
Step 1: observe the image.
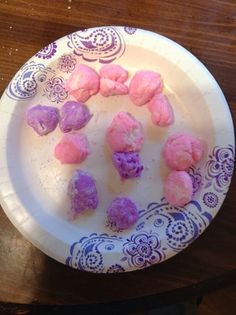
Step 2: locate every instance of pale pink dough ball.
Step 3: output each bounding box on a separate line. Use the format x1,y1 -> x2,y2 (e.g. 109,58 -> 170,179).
163,133 -> 203,171
129,70 -> 163,106
106,112 -> 144,152
54,133 -> 89,164
65,64 -> 100,102
99,64 -> 128,83
100,78 -> 128,97
148,93 -> 174,127
164,170 -> 193,207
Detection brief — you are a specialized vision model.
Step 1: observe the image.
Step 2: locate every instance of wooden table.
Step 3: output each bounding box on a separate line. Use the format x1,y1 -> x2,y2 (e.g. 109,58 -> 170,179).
0,0 -> 235,313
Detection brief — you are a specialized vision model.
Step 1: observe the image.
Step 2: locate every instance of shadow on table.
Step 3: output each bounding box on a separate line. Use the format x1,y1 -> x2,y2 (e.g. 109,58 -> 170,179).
0,298 -> 203,315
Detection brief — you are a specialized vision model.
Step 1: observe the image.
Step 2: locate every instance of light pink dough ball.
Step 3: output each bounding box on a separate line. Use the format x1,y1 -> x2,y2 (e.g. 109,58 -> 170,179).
99,64 -> 128,83
163,133 -> 203,171
129,70 -> 163,106
148,93 -> 174,127
164,170 -> 193,207
54,133 -> 90,164
100,78 -> 129,97
106,112 -> 144,152
65,64 -> 100,102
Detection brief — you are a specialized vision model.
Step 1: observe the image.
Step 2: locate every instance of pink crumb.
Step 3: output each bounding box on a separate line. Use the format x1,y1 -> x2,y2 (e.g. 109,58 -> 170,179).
164,170 -> 193,207
148,93 -> 174,127
129,70 -> 163,106
65,64 -> 100,102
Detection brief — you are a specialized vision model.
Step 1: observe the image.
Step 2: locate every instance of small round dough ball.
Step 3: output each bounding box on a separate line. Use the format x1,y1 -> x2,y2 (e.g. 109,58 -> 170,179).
26,104 -> 59,136
107,197 -> 139,230
112,151 -> 144,179
148,93 -> 174,127
163,133 -> 203,170
54,133 -> 89,164
65,64 -> 100,102
164,170 -> 193,207
129,70 -> 163,106
99,64 -> 128,83
68,170 -> 98,215
106,112 -> 144,152
100,78 -> 128,97
59,101 -> 92,133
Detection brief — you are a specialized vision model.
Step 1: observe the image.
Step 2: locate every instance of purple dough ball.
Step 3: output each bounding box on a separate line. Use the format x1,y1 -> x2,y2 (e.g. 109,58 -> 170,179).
107,197 -> 139,231
59,101 -> 92,133
26,104 -> 59,136
67,170 -> 98,215
112,152 -> 144,179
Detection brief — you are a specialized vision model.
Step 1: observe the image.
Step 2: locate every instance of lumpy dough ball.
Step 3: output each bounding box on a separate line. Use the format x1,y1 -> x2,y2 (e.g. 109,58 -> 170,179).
112,151 -> 144,179
100,78 -> 128,97
68,170 -> 98,215
99,64 -> 128,83
59,101 -> 92,133
148,93 -> 174,127
54,133 -> 89,164
129,70 -> 163,106
26,104 -> 59,136
163,133 -> 203,171
107,197 -> 139,230
65,64 -> 100,102
164,170 -> 193,207
106,112 -> 144,152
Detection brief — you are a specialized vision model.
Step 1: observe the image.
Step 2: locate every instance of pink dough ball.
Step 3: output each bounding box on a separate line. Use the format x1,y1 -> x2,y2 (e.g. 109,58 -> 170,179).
65,64 -> 100,102
129,70 -> 163,106
99,64 -> 128,83
54,133 -> 89,164
106,112 -> 144,152
163,133 -> 203,171
148,93 -> 174,127
164,170 -> 193,207
100,78 -> 128,97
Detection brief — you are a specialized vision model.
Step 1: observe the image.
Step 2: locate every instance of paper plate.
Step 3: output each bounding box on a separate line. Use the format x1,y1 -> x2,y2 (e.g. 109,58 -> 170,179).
0,26 -> 234,273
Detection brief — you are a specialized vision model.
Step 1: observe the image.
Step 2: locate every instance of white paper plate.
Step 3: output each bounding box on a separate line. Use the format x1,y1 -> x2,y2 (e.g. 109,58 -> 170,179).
0,26 -> 234,273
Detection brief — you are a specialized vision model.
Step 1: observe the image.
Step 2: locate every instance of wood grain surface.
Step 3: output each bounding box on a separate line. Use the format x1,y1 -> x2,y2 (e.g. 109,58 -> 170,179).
0,0 -> 236,308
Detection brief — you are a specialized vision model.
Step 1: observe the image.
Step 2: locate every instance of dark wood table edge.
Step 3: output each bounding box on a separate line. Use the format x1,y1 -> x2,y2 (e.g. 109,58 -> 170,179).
0,270 -> 235,314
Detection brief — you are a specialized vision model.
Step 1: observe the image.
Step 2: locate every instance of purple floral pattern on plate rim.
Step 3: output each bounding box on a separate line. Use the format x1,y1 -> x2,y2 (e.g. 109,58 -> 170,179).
36,42 -> 57,59
44,76 -> 68,103
67,26 -> 125,63
124,27 -> 137,34
57,54 -> 77,73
